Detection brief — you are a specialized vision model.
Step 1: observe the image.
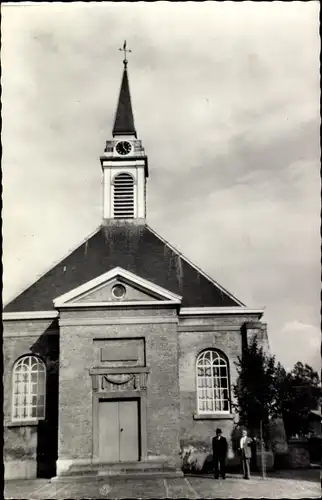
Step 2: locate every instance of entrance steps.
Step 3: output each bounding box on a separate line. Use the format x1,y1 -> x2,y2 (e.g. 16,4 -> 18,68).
51,460 -> 183,482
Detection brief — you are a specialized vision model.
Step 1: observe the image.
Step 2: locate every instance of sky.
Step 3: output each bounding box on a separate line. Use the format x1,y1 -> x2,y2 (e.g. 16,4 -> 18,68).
2,2 -> 320,372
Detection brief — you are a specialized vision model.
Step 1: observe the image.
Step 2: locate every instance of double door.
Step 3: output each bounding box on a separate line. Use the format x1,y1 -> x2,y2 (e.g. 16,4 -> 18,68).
98,399 -> 139,462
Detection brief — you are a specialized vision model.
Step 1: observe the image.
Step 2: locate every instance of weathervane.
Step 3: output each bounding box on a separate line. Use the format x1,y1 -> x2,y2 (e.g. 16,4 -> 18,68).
119,40 -> 132,68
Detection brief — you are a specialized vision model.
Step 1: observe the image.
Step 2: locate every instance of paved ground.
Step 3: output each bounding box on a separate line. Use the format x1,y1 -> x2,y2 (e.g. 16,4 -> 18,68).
4,469 -> 321,499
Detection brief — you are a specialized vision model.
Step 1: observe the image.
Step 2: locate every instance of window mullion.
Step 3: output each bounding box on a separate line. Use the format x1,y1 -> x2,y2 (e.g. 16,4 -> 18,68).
196,350 -> 230,415
12,356 -> 46,422
27,367 -> 32,419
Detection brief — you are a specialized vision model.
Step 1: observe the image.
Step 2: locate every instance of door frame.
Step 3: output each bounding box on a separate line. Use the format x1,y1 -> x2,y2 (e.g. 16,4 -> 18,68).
92,390 -> 147,462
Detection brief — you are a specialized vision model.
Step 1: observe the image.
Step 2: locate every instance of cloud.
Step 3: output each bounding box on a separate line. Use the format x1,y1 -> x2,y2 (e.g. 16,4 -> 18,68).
1,2 -> 319,370
273,321 -> 321,372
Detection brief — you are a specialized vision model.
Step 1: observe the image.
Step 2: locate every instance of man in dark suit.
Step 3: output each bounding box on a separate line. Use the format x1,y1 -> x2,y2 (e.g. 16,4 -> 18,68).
212,428 -> 228,479
238,429 -> 253,479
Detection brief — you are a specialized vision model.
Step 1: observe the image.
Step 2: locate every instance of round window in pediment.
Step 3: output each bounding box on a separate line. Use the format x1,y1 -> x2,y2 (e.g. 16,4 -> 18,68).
112,284 -> 126,300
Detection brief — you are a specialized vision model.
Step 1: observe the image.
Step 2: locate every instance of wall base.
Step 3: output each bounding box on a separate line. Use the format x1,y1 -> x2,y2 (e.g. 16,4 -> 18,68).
55,458 -> 183,480
4,460 -> 37,480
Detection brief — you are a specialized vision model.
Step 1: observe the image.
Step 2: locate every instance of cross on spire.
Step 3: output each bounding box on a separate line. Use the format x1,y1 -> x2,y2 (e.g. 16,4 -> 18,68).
119,40 -> 132,69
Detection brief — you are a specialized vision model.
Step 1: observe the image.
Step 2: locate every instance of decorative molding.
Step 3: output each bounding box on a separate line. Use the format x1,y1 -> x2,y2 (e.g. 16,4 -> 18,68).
102,218 -> 146,226
178,325 -> 242,332
90,367 -> 149,393
99,373 -> 147,392
90,366 -> 150,375
100,159 -> 146,168
103,373 -> 135,385
59,316 -> 178,327
193,413 -> 235,421
5,420 -> 41,428
57,300 -> 180,309
3,330 -> 58,338
179,307 -> 264,317
53,266 -> 182,308
3,311 -> 58,321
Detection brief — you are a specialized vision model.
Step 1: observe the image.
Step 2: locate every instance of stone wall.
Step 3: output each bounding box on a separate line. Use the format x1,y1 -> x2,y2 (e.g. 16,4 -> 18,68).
3,309 -> 271,478
177,313 -> 265,471
3,318 -> 59,479
57,305 -> 181,475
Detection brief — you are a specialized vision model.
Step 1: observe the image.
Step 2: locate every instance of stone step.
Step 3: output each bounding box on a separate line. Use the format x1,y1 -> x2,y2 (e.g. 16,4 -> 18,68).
52,471 -> 182,483
53,460 -> 183,481
66,461 -> 170,472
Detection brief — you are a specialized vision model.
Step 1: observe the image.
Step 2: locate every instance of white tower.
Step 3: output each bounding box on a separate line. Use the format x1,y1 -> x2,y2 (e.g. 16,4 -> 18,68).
100,46 -> 148,224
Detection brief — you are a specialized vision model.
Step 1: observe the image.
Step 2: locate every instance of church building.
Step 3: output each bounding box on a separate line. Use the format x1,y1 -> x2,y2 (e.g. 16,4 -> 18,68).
3,51 -> 269,480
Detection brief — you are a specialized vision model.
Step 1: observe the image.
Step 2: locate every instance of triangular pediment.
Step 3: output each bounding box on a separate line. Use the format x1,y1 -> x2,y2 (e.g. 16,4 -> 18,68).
53,267 -> 182,308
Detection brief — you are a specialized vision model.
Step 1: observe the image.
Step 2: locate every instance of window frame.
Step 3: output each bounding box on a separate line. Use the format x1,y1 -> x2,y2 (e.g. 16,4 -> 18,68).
11,355 -> 46,423
196,349 -> 231,415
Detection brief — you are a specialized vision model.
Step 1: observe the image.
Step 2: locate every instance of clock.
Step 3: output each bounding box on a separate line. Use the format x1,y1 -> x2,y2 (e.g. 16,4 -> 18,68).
115,141 -> 132,156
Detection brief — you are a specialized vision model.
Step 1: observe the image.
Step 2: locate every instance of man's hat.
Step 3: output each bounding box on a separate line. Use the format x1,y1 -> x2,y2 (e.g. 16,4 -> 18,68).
216,428 -> 222,434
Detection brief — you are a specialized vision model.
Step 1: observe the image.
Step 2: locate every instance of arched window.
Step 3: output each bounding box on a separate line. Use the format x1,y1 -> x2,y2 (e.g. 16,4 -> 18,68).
113,173 -> 134,219
12,356 -> 46,421
196,350 -> 230,414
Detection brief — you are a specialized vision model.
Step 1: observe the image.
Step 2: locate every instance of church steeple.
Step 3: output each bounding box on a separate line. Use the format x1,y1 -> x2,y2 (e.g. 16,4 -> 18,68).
100,43 -> 148,224
112,64 -> 137,138
113,41 -> 136,138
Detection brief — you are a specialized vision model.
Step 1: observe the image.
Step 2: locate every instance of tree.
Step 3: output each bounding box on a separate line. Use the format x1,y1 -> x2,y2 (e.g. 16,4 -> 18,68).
276,362 -> 321,438
233,336 -> 280,478
233,336 -> 279,433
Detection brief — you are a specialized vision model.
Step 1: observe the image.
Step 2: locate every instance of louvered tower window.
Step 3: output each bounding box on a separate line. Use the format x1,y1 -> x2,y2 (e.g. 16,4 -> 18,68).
113,173 -> 134,219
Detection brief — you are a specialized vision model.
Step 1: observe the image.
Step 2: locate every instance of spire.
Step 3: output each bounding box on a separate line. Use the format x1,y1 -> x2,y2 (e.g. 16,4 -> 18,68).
112,41 -> 137,138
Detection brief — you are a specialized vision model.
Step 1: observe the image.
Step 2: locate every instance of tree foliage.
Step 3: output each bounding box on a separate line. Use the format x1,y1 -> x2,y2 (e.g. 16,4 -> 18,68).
277,362 -> 321,438
233,335 -> 321,440
233,336 -> 279,438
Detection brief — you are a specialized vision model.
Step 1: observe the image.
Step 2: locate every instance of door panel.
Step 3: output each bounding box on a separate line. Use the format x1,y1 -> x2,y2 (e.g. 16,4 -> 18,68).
98,399 -> 139,463
119,400 -> 139,461
98,400 -> 119,462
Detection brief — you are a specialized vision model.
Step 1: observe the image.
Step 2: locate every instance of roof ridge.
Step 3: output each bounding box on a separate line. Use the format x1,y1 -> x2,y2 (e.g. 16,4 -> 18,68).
3,225 -> 102,309
146,224 -> 245,307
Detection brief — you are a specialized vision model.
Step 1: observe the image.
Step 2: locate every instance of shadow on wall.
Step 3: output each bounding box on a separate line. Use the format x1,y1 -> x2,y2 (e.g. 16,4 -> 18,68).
180,441 -> 213,474
180,431 -> 242,474
30,322 -> 59,479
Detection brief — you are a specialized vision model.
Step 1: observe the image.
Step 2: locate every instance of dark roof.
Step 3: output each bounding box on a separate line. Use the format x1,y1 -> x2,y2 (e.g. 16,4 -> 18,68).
112,67 -> 136,137
4,225 -> 243,312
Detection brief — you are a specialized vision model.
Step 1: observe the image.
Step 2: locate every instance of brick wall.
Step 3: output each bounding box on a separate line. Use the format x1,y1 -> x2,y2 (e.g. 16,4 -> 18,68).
3,310 -> 270,477
3,319 -> 59,479
178,313 -> 267,469
57,306 -> 181,470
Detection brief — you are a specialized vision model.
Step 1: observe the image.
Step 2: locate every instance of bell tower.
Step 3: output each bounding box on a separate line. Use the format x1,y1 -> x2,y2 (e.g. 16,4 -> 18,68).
100,42 -> 148,223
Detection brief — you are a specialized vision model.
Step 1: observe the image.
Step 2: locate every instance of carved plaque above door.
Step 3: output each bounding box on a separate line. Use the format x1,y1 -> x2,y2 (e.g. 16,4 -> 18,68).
90,367 -> 149,393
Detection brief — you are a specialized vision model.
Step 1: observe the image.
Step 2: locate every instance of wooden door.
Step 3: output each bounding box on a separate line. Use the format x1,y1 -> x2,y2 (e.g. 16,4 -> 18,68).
98,399 -> 139,462
119,400 -> 139,461
98,400 -> 119,462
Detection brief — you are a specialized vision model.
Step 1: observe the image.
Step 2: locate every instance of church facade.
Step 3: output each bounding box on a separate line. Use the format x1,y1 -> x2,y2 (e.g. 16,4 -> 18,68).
3,56 -> 269,480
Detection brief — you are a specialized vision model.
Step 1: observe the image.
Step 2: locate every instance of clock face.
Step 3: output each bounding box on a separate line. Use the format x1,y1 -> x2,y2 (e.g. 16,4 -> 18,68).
115,141 -> 132,156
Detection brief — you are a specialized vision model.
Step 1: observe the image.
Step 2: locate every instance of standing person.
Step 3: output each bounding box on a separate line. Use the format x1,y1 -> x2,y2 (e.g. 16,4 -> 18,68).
212,428 -> 228,479
238,429 -> 253,479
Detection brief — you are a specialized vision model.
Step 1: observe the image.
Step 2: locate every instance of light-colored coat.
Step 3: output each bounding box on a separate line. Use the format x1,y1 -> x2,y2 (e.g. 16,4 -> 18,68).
238,436 -> 253,459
